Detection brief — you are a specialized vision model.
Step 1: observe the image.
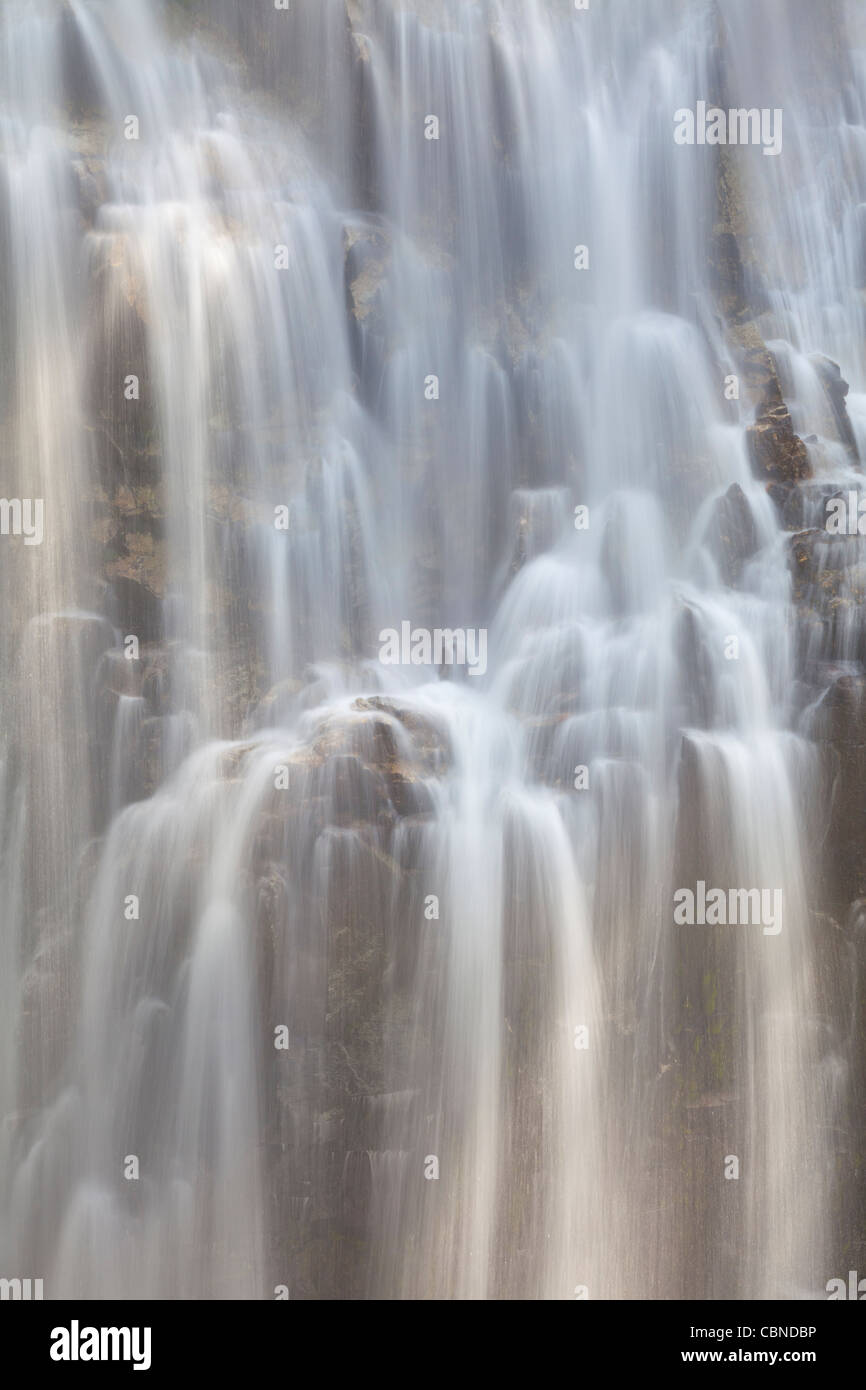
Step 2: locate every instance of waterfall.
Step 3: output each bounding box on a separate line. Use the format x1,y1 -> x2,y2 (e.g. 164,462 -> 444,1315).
0,0 -> 862,1300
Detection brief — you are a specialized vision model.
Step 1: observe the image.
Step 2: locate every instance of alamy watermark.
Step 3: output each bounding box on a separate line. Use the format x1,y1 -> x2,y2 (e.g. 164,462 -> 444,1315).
825,492 -> 866,534
826,1271 -> 866,1299
50,1321 -> 151,1371
0,498 -> 44,545
0,1276 -> 43,1299
674,102 -> 782,157
378,621 -> 487,677
674,880 -> 782,935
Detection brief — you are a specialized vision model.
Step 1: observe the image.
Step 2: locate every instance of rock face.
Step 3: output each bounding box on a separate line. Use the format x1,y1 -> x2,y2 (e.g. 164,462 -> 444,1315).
247,699 -> 448,1298
811,677 -> 866,909
810,353 -> 859,460
707,121 -> 866,1284
746,392 -> 812,485
708,134 -> 866,928
712,148 -> 812,503
785,512 -> 866,920
704,482 -> 759,587
343,222 -> 392,408
86,232 -> 156,490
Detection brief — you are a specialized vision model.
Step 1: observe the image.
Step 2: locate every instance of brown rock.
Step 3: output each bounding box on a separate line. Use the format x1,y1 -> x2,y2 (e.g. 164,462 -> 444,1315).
747,398 -> 811,484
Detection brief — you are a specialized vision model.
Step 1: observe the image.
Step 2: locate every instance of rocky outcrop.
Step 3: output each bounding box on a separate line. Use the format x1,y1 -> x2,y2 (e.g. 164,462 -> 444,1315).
704,482 -> 759,586
811,677 -> 866,910
746,392 -> 812,485
344,221 -> 391,405
810,353 -> 859,460
86,232 -> 157,491
712,149 -> 812,496
246,698 -> 448,1296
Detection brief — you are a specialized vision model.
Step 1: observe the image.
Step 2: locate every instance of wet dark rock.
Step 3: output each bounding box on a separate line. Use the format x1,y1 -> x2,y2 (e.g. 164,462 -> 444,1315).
711,151 -> 768,327
674,603 -> 715,729
351,696 -> 453,773
766,481 -> 808,530
318,753 -> 389,826
789,607 -> 834,691
704,482 -> 759,586
86,233 -> 157,490
344,222 -> 391,404
341,1149 -> 374,1234
601,510 -> 631,613
728,322 -> 782,398
746,395 -> 811,485
710,229 -> 747,323
366,715 -> 401,767
253,678 -> 305,728
141,659 -> 173,716
71,157 -> 107,227
93,483 -> 167,661
789,529 -> 837,599
811,677 -> 866,910
383,768 -> 434,817
39,611 -> 116,672
136,716 -> 169,797
788,528 -> 866,604
18,928 -> 77,1110
106,574 -> 164,643
60,8 -> 104,118
97,648 -> 143,697
787,524 -> 866,680
809,353 -> 859,459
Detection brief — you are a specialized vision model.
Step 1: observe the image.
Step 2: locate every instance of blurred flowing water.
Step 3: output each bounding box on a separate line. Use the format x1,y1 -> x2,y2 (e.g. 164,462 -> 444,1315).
0,0 -> 863,1298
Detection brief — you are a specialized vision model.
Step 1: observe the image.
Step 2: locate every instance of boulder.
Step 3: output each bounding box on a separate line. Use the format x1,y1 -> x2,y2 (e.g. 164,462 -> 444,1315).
704,482 -> 759,586
746,396 -> 811,485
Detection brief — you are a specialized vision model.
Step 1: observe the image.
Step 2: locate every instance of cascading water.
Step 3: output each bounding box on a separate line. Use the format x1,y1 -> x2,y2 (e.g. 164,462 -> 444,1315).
0,0 -> 863,1300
